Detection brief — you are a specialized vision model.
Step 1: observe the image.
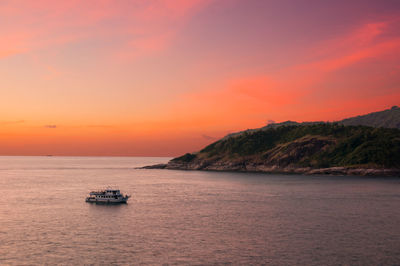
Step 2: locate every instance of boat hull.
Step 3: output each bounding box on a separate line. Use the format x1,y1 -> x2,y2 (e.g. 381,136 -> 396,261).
85,197 -> 129,204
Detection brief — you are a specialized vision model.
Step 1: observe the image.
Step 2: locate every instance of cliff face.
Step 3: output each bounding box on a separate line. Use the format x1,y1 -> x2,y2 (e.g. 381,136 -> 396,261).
163,124 -> 400,176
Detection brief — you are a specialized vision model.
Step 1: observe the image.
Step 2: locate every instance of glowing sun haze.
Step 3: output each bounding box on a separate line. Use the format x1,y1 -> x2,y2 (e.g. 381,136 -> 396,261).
1,0 -> 400,156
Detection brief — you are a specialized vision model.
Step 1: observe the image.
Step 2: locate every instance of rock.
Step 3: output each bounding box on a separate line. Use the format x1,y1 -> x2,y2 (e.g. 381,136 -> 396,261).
139,164 -> 167,169
140,160 -> 400,177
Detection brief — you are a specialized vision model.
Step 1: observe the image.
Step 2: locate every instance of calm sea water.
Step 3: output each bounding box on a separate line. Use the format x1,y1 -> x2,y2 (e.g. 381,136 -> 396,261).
0,156 -> 399,265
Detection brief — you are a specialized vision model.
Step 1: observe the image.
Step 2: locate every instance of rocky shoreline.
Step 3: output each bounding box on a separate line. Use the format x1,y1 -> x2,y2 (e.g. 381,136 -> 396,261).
141,109 -> 400,177
140,162 -> 400,177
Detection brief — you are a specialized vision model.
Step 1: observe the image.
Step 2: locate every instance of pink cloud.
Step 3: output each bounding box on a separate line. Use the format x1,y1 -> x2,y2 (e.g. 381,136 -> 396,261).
301,38 -> 400,73
0,49 -> 20,59
311,21 -> 388,58
113,0 -> 211,60
300,18 -> 400,71
137,0 -> 209,21
164,18 -> 400,126
0,0 -> 211,61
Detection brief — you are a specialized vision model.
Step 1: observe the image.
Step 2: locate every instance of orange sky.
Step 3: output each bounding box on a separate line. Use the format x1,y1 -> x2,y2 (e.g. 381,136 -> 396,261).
1,0 -> 400,156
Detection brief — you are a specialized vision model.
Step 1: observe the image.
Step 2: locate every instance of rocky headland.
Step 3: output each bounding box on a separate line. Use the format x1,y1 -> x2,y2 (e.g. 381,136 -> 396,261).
142,107 -> 400,177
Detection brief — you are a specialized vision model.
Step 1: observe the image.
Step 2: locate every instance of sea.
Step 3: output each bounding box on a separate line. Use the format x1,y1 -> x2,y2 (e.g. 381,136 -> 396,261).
0,156 -> 399,265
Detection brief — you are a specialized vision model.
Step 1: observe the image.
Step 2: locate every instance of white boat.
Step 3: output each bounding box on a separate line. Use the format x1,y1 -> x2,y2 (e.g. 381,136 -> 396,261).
85,188 -> 130,204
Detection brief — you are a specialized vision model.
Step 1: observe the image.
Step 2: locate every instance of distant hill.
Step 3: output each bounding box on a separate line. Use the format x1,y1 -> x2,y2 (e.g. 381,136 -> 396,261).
222,106 -> 399,140
339,106 -> 400,128
166,124 -> 400,174
145,107 -> 400,176
222,121 -> 323,140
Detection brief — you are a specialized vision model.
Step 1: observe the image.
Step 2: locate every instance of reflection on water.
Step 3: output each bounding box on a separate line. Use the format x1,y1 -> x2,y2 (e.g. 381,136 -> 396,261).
0,156 -> 399,265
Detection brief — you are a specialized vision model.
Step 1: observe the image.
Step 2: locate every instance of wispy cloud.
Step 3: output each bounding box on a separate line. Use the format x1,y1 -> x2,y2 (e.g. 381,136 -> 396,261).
85,124 -> 113,128
44,124 -> 57,129
165,18 -> 400,123
112,0 -> 211,61
0,0 -> 212,63
0,120 -> 25,125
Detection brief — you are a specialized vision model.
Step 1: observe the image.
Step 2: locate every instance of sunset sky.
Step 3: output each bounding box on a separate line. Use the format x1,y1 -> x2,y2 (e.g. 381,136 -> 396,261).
1,0 -> 400,156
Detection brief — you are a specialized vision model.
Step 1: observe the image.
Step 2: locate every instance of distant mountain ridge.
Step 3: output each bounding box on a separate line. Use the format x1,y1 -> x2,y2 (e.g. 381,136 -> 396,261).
143,106 -> 400,176
340,106 -> 400,128
223,106 -> 400,140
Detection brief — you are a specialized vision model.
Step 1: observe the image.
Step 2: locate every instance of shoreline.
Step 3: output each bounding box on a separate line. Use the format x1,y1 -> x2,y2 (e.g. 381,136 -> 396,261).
140,163 -> 400,177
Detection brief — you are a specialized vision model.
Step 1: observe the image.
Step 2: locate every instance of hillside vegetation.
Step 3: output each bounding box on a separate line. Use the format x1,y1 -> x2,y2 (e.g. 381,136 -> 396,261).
141,106 -> 400,175
340,106 -> 400,128
169,124 -> 400,173
222,106 -> 400,140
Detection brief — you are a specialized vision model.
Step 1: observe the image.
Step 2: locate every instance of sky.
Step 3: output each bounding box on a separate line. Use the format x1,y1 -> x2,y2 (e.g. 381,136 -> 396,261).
1,0 -> 400,156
